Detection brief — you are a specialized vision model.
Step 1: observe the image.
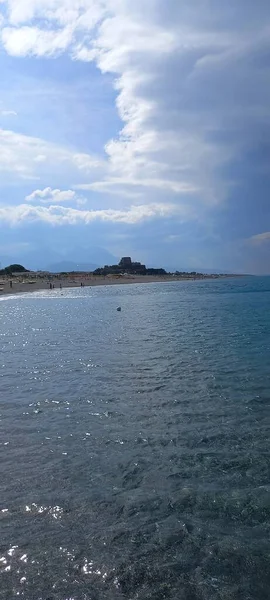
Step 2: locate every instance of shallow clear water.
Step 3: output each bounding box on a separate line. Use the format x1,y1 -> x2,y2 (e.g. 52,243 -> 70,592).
0,278 -> 270,599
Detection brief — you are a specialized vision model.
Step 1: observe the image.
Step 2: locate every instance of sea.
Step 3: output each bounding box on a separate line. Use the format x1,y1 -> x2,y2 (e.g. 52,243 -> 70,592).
0,277 -> 269,600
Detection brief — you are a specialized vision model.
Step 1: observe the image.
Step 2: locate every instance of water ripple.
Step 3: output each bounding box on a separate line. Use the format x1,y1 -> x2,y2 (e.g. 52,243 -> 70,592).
0,278 -> 269,598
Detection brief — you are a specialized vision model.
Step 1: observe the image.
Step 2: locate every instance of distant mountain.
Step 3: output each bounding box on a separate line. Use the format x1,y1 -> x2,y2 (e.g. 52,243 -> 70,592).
0,246 -> 118,272
1,249 -> 239,276
68,246 -> 118,266
47,261 -> 99,273
0,251 -> 62,271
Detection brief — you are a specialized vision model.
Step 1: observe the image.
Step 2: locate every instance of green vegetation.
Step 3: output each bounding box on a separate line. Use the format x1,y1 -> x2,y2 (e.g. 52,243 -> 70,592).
0,264 -> 29,276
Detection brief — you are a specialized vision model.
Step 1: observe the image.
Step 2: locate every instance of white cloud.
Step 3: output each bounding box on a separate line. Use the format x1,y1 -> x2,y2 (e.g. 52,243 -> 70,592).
3,0 -> 105,27
0,0 -> 269,221
34,155 -> 47,163
26,187 -> 79,204
1,110 -> 17,116
2,25 -> 74,57
0,1 -> 232,205
0,128 -> 103,181
76,177 -> 198,194
0,202 -> 181,226
249,232 -> 270,245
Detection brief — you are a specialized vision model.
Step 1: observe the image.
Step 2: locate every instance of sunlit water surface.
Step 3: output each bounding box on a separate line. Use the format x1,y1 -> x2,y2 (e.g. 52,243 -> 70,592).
1,278 -> 270,599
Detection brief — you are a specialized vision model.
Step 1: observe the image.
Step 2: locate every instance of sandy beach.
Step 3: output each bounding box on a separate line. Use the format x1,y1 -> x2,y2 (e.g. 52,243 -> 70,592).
0,273 -> 183,297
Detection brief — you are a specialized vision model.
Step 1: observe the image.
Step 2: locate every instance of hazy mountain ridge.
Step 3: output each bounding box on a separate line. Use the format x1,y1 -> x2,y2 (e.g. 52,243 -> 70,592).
0,246 -> 240,274
0,246 -> 118,272
47,261 -> 99,273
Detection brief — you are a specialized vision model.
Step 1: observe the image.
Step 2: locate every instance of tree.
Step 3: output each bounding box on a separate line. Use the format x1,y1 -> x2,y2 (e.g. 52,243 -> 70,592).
0,264 -> 29,275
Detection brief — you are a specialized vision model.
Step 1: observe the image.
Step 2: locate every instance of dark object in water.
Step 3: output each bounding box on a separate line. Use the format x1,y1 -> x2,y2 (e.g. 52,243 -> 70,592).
117,307 -> 121,312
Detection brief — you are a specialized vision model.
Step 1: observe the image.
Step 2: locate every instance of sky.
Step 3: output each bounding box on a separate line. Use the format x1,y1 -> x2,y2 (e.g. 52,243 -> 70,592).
0,0 -> 269,273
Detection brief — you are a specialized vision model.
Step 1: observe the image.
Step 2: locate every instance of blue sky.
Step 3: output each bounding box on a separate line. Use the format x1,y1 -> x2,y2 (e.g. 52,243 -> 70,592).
0,0 -> 269,273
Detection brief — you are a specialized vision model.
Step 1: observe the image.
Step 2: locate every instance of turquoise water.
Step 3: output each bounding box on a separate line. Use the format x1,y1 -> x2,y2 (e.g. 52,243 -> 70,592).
0,277 -> 269,599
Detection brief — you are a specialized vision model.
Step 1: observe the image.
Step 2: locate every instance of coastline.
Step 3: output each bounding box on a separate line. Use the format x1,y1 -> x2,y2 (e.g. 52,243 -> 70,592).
0,273 -> 231,298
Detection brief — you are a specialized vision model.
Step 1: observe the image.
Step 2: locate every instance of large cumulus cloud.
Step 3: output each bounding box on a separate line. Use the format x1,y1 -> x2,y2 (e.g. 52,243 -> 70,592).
0,0 -> 269,271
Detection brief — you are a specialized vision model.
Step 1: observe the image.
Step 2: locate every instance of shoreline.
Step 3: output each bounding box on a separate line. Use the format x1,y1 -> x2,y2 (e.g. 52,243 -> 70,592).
0,275 -> 186,297
0,273 -> 240,298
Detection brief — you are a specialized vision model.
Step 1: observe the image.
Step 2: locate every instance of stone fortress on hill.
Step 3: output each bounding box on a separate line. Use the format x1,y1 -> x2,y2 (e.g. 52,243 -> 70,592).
94,257 -> 167,276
